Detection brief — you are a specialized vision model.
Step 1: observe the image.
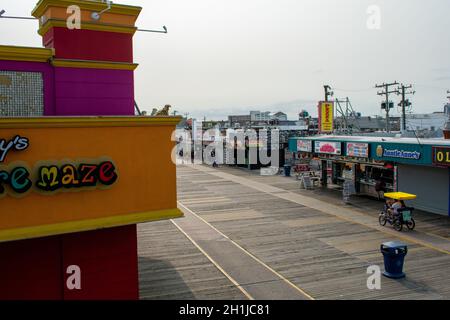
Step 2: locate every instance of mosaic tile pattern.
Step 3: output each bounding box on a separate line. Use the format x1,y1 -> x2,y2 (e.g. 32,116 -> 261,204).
0,71 -> 44,117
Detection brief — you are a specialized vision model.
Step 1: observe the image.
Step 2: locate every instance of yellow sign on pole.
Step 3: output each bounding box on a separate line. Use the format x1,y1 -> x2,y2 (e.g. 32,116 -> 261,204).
319,101 -> 334,133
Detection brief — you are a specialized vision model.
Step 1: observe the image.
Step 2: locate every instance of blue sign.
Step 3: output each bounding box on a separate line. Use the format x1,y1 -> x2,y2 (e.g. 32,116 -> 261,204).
371,142 -> 431,165
382,149 -> 421,160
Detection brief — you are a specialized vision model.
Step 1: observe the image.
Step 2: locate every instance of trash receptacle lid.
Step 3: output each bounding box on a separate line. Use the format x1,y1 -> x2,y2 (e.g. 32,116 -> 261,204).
382,241 -> 407,248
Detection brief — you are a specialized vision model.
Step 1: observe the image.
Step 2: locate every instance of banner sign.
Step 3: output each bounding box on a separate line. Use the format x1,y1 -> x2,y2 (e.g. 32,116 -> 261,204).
315,141 -> 342,155
346,142 -> 369,158
0,117 -> 183,243
318,101 -> 334,133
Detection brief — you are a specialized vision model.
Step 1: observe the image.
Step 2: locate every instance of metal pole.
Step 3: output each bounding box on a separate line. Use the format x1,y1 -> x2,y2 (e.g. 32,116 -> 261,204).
385,84 -> 390,132
376,82 -> 399,133
401,86 -> 406,133
397,84 -> 414,134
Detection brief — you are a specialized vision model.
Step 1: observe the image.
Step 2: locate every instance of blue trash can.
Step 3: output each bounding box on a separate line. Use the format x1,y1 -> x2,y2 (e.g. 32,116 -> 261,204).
284,165 -> 291,177
381,241 -> 408,279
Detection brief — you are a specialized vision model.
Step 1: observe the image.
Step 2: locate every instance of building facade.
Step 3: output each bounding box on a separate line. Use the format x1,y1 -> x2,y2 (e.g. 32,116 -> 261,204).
0,0 -> 181,300
289,135 -> 450,216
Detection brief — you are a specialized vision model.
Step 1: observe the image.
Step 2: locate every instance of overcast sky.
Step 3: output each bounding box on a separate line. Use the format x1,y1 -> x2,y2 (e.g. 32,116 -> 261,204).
1,0 -> 449,120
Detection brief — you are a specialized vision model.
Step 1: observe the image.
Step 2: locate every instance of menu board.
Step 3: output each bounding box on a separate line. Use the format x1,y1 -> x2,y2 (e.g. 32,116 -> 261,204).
314,141 -> 341,155
297,140 -> 312,152
346,142 -> 369,158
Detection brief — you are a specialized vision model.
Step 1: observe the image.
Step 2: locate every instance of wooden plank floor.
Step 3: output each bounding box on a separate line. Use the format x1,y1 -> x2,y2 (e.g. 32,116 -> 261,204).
138,220 -> 247,300
220,166 -> 450,240
173,165 -> 450,300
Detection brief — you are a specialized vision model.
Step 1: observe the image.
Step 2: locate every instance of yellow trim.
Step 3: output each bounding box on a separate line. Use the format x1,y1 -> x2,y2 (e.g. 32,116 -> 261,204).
51,58 -> 138,71
0,208 -> 183,243
38,19 -> 137,36
0,45 -> 54,62
32,0 -> 142,18
0,116 -> 183,129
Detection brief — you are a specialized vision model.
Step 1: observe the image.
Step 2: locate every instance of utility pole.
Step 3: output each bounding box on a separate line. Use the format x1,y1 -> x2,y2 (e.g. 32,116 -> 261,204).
397,84 -> 415,133
134,100 -> 142,116
324,85 -> 334,102
376,81 -> 399,133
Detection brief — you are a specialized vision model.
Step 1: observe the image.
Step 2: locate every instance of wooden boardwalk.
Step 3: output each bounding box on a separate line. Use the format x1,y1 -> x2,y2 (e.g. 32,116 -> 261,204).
138,165 -> 450,300
138,220 -> 247,300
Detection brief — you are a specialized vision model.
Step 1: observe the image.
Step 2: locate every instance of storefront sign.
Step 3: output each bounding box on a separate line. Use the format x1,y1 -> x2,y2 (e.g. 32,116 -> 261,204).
376,145 -> 422,160
318,102 -> 334,133
433,147 -> 450,167
346,143 -> 369,158
0,135 -> 29,162
0,117 -> 183,243
315,141 -> 341,155
381,147 -> 421,160
1,136 -> 118,196
297,140 -> 312,152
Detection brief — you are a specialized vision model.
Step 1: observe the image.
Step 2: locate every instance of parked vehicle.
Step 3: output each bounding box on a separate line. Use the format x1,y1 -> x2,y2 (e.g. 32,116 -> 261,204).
379,192 -> 416,232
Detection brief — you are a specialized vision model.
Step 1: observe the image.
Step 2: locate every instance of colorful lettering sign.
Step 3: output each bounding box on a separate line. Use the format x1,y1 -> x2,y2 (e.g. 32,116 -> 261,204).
0,135 -> 29,162
318,102 -> 334,133
0,117 -> 183,243
297,140 -> 312,152
314,141 -> 342,155
346,143 -> 369,158
0,137 -> 118,197
433,147 -> 450,167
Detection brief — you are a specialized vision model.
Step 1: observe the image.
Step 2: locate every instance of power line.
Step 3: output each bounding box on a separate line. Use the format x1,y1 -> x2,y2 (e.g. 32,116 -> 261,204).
415,84 -> 449,91
0,10 -> 168,33
333,87 -> 373,93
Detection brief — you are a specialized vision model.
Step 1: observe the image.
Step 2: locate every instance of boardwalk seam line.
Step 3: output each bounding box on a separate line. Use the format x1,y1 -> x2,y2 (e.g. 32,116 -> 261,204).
177,201 -> 315,301
171,219 -> 254,301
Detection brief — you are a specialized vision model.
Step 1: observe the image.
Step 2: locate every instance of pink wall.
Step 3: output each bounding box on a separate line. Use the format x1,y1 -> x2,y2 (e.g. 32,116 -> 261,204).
54,67 -> 135,116
0,60 -> 55,115
0,61 -> 135,116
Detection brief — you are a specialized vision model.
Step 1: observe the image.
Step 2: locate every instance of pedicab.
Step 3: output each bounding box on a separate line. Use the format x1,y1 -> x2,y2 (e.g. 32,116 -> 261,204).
379,192 -> 417,232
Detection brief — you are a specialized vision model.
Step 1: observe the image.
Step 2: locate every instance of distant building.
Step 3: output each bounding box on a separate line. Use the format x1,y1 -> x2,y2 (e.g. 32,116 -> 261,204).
250,110 -> 287,122
250,111 -> 271,121
444,103 -> 450,117
335,116 -> 398,133
228,115 -> 251,127
272,112 -> 288,121
405,112 -> 447,132
444,104 -> 450,139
